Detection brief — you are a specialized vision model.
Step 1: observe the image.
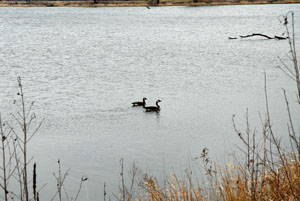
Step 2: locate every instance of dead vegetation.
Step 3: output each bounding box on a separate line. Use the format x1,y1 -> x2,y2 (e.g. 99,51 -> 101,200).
0,78 -> 87,201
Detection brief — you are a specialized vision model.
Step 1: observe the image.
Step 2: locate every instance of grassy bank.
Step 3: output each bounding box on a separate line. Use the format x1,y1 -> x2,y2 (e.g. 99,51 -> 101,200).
0,0 -> 299,7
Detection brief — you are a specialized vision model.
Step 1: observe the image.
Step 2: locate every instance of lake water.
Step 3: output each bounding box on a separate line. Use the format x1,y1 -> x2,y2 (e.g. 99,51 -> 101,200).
0,4 -> 300,200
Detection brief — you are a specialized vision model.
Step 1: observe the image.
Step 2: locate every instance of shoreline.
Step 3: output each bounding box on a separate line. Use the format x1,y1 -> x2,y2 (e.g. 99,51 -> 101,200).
0,0 -> 299,7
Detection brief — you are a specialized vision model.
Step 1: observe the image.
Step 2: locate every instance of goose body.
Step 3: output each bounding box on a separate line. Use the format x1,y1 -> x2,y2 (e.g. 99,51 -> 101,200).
132,97 -> 147,107
144,100 -> 161,112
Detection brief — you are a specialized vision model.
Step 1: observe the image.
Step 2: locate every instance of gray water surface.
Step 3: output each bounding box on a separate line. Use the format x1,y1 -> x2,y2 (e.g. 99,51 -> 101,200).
1,4 -> 300,200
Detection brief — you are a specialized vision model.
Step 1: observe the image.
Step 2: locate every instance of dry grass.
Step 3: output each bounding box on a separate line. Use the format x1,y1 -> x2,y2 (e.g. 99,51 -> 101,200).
122,146 -> 300,201
217,158 -> 300,200
117,157 -> 299,200
143,175 -> 204,201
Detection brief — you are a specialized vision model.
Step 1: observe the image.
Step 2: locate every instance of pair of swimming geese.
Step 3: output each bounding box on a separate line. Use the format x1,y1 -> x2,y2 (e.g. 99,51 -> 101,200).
132,97 -> 161,112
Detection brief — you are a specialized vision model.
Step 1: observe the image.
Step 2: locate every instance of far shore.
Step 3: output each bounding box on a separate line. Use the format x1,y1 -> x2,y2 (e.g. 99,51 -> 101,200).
0,0 -> 299,7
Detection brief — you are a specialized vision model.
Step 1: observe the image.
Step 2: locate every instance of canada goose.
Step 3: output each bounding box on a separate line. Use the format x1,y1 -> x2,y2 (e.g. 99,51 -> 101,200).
132,97 -> 147,107
144,100 -> 161,112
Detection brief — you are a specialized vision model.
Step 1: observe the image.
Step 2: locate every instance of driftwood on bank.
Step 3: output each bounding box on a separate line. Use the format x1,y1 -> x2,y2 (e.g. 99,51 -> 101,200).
229,33 -> 288,40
